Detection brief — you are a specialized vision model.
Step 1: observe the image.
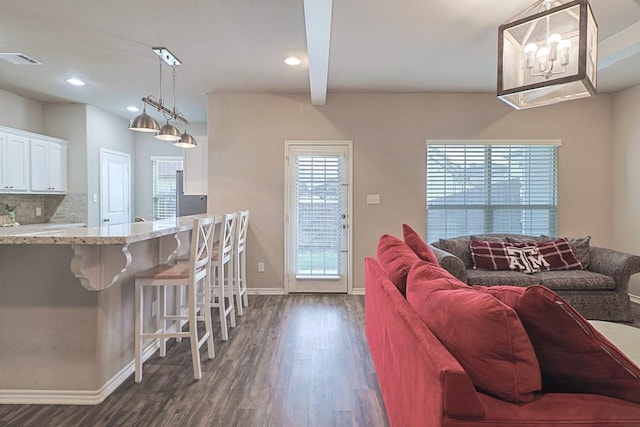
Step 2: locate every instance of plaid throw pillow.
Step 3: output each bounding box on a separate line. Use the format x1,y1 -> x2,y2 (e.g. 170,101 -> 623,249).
470,239 -> 583,274
535,238 -> 583,271
470,240 -> 540,273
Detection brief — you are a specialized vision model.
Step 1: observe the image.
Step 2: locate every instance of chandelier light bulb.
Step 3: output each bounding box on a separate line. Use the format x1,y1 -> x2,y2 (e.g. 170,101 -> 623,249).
547,33 -> 562,45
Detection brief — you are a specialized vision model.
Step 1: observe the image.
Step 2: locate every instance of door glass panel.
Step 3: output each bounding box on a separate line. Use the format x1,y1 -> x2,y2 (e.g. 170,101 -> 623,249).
295,154 -> 343,278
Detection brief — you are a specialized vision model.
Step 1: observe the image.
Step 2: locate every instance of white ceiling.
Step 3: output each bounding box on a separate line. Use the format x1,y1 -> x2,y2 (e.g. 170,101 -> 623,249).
1,0 -> 639,124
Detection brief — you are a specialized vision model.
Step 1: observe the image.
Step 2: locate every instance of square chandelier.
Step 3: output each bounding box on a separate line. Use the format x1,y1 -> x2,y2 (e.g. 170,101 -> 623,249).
497,0 -> 598,109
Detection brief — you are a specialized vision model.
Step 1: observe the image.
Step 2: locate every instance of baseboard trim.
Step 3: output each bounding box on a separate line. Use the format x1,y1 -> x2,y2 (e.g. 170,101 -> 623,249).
630,294 -> 640,305
351,288 -> 365,295
0,329 -> 169,405
247,288 -> 288,295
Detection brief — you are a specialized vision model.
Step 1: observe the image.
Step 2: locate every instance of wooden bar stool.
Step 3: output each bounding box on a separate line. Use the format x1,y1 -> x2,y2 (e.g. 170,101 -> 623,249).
233,210 -> 250,315
133,217 -> 216,383
211,212 -> 237,341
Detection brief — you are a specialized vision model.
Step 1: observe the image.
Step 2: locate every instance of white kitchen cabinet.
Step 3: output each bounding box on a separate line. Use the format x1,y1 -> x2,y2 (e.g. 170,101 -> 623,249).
0,133 -> 30,193
30,139 -> 67,193
0,126 -> 67,194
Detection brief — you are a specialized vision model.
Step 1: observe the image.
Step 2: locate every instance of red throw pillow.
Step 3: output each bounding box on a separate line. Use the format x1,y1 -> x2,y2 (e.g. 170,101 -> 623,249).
408,259 -> 467,285
376,234 -> 421,295
407,288 -> 542,403
473,285 -> 526,308
406,260 -> 469,294
512,286 -> 640,403
402,224 -> 439,265
534,238 -> 583,271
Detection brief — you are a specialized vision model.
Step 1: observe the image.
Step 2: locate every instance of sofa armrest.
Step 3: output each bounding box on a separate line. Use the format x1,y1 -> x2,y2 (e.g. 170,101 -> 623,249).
365,258 -> 484,426
431,246 -> 468,283
588,246 -> 640,294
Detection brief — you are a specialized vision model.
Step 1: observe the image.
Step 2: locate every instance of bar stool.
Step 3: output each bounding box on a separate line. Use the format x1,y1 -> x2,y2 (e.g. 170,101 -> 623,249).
133,217 -> 216,383
233,210 -> 250,315
211,212 -> 237,341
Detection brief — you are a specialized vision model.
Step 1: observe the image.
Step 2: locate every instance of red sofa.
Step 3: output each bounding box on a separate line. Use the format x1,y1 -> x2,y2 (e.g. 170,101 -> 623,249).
365,229 -> 640,427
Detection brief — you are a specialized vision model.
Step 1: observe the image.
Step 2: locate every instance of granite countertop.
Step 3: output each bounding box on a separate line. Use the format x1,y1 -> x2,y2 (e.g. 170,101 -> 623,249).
0,215 -> 210,245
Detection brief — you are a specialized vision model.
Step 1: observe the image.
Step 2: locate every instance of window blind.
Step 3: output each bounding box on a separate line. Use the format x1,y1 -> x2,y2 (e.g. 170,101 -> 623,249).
152,158 -> 184,220
426,144 -> 558,240
295,155 -> 343,277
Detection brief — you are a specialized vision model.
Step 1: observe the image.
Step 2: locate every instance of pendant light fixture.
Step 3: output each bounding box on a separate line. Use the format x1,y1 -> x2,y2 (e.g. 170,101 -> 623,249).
497,0 -> 597,109
128,47 -> 196,147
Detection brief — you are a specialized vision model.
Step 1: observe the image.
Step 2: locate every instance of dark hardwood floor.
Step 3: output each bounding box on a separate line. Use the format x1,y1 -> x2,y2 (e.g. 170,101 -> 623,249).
2,297 -> 638,427
0,295 -> 390,427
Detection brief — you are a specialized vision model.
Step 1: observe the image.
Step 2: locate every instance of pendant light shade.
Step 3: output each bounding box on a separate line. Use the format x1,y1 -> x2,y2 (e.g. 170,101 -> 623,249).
128,108 -> 160,133
156,121 -> 182,141
174,132 -> 197,148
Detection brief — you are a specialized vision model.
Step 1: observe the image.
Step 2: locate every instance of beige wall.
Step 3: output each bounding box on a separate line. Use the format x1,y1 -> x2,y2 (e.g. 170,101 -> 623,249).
612,83 -> 640,297
208,92 -> 614,291
0,88 -> 43,133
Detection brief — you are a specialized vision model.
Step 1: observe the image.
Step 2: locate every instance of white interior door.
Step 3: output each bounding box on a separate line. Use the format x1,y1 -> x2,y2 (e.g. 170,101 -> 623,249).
285,141 -> 352,293
100,148 -> 131,225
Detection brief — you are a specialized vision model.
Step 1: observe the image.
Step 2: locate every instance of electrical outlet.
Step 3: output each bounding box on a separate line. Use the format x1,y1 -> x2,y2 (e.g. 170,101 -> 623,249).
152,301 -> 158,316
257,262 -> 265,272
35,207 -> 42,216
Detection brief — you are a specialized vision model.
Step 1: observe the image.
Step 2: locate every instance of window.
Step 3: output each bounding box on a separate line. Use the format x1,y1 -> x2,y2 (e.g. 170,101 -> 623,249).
426,141 -> 559,240
152,157 -> 184,220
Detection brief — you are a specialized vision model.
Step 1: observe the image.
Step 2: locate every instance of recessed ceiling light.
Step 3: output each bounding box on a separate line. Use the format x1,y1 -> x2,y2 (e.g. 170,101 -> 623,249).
65,77 -> 86,86
125,105 -> 140,113
283,57 -> 302,66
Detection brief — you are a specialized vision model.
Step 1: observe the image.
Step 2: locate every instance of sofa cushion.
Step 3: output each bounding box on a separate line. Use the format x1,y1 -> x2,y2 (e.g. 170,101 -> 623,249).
407,287 -> 542,403
435,236 -> 473,268
376,234 -> 421,295
402,224 -> 439,265
467,270 -> 540,287
531,270 -> 615,291
511,285 -> 640,403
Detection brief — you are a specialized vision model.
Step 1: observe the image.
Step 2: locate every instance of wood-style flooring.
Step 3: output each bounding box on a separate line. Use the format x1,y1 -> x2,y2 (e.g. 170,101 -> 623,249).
2,297 -> 639,427
0,295 -> 390,427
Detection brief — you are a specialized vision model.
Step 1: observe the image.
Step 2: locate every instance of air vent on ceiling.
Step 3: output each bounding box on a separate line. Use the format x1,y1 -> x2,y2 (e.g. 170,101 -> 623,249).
0,53 -> 42,65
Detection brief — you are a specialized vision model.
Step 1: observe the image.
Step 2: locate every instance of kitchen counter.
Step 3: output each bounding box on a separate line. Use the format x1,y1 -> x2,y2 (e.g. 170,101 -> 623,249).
0,214 -> 212,405
0,216 -> 204,245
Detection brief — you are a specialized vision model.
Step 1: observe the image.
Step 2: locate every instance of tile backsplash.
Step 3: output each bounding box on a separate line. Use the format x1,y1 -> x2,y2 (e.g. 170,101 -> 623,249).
0,193 -> 87,224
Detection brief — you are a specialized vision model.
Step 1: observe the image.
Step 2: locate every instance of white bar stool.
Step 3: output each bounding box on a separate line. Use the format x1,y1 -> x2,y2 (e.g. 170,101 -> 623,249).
233,210 -> 250,315
133,217 -> 216,383
211,212 -> 237,341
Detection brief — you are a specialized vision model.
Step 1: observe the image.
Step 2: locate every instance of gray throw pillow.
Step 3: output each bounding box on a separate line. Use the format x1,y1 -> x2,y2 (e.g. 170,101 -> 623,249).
436,236 -> 473,268
566,236 -> 591,269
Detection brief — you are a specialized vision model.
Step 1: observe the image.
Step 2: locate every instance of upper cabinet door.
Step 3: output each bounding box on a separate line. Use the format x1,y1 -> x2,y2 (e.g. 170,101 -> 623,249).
1,134 -> 30,192
31,139 -> 67,193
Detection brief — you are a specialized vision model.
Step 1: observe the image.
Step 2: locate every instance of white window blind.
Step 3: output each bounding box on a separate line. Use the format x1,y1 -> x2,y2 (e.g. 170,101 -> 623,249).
426,143 -> 558,240
295,155 -> 343,277
152,157 -> 184,220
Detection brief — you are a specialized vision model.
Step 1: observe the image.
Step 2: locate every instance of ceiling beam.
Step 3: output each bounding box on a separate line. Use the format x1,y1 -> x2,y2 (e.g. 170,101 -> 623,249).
598,20 -> 640,70
303,0 -> 333,105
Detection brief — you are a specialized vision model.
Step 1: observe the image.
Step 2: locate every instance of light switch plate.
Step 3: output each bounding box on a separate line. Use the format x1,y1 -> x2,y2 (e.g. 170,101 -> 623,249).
367,194 -> 380,204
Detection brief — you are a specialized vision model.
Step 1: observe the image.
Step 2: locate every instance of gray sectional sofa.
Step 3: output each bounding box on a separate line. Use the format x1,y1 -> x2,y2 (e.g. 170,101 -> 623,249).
431,234 -> 640,322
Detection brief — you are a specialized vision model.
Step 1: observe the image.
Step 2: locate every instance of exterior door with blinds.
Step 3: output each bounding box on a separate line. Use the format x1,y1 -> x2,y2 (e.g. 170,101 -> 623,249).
285,142 -> 352,293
